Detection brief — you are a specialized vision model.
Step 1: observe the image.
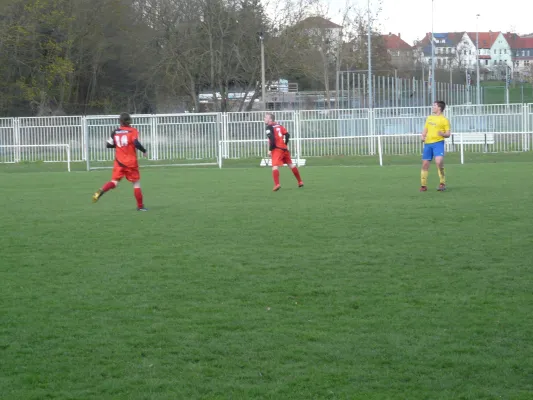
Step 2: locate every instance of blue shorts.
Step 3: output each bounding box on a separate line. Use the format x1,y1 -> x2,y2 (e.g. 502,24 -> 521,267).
422,141 -> 445,161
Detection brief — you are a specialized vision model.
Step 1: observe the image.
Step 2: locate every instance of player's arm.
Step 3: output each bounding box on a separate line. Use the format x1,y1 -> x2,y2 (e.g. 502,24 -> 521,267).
282,126 -> 290,144
438,119 -> 451,138
134,139 -> 147,153
421,119 -> 428,141
106,132 -> 116,148
131,128 -> 147,155
266,126 -> 276,151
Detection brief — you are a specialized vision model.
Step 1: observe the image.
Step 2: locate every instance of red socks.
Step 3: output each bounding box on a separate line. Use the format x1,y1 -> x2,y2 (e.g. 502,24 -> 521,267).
134,188 -> 144,208
273,168 -> 302,186
272,169 -> 280,185
291,167 -> 302,182
102,181 -> 116,192
99,181 -> 144,209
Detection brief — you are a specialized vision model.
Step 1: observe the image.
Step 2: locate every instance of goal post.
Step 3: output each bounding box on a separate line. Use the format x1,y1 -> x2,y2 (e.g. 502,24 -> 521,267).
85,113 -> 222,171
0,144 -> 71,172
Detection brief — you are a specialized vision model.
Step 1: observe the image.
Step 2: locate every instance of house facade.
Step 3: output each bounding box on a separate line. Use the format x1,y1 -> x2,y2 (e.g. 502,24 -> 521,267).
293,16 -> 343,50
416,32 -> 464,69
408,29 -> 533,79
514,37 -> 533,77
466,31 -> 499,75
382,33 -> 413,69
487,32 -> 513,78
454,32 -> 477,69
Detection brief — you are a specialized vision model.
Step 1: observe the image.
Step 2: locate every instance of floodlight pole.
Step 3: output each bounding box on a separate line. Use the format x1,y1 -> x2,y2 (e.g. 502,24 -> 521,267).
259,32 -> 266,110
476,15 -> 481,104
431,0 -> 436,102
367,0 -> 373,109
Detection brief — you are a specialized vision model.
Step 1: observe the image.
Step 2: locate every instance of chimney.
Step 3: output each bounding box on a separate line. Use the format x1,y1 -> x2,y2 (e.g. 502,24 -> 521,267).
398,33 -> 401,38
389,32 -> 392,36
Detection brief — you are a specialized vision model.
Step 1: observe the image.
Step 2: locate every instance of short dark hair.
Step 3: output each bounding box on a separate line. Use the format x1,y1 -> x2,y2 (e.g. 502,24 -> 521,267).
435,101 -> 446,112
119,112 -> 132,126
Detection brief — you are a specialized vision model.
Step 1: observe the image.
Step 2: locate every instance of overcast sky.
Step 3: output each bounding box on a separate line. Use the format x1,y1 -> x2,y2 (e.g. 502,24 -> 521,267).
327,0 -> 531,45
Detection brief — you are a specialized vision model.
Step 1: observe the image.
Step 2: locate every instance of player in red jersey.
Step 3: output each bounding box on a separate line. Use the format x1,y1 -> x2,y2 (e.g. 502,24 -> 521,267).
265,113 -> 303,191
92,112 -> 148,211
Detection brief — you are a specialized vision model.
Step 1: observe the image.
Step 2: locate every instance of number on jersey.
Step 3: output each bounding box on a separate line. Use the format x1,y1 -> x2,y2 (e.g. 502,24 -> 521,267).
114,135 -> 128,147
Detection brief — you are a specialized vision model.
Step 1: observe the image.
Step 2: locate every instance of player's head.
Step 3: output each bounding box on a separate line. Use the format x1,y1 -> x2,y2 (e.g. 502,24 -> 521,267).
119,112 -> 132,126
433,101 -> 446,114
264,113 -> 275,125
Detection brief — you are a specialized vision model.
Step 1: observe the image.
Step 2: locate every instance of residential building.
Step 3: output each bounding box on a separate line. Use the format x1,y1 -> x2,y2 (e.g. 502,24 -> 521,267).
410,30 -> 533,79
505,35 -> 533,77
415,32 -> 465,69
454,32 -> 477,69
483,32 -> 513,78
382,33 -> 413,69
466,31 -> 499,74
292,16 -> 343,50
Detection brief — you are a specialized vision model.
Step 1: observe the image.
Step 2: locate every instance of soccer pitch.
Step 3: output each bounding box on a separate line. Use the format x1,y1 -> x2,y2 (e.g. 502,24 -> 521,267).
1,159 -> 533,399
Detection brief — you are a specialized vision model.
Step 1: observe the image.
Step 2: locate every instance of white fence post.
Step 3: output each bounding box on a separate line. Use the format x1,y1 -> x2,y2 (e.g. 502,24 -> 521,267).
295,110 -> 301,167
460,132 -> 465,165
368,108 -> 375,156
151,115 -> 158,161
221,112 -> 228,158
523,104 -> 529,151
217,140 -> 223,168
13,118 -> 20,162
83,116 -> 90,171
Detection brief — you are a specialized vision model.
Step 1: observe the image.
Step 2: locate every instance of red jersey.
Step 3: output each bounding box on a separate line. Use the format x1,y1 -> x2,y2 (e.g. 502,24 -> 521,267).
266,123 -> 289,151
107,126 -> 144,168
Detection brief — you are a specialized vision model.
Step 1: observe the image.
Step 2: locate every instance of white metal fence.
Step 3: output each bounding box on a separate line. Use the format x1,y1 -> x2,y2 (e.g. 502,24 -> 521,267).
0,104 -> 532,169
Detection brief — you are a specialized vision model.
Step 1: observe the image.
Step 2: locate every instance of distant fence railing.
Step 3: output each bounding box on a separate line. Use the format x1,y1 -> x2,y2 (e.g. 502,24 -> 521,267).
0,104 -> 531,168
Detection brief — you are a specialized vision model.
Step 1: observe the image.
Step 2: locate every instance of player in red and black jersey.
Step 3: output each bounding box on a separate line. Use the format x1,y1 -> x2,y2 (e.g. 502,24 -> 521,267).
265,113 -> 303,191
92,113 -> 148,211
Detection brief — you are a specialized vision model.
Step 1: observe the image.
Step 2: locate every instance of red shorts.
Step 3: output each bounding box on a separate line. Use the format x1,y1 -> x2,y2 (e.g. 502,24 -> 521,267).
271,149 -> 292,167
112,162 -> 140,182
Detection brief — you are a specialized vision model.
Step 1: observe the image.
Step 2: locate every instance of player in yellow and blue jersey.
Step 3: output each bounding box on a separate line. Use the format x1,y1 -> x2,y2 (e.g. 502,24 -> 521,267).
420,100 -> 451,192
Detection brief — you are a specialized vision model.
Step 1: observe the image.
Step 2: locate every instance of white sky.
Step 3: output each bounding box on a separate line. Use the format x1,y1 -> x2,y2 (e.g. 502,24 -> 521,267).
327,0 -> 532,45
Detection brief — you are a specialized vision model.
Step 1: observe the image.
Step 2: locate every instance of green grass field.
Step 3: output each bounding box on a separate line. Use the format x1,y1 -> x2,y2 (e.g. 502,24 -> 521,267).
481,81 -> 533,104
2,158 -> 533,399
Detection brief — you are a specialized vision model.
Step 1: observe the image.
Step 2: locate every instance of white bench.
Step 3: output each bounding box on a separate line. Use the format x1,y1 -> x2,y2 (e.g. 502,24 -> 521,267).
446,133 -> 495,151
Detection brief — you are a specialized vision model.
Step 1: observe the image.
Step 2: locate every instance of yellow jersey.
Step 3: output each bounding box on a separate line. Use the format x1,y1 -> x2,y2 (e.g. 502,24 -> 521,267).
424,114 -> 450,144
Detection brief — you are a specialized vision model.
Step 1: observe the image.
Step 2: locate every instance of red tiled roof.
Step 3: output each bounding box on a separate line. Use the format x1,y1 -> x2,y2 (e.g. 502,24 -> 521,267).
503,33 -> 522,49
467,32 -> 499,48
416,32 -> 465,47
519,37 -> 533,48
504,34 -> 533,49
382,33 -> 412,50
